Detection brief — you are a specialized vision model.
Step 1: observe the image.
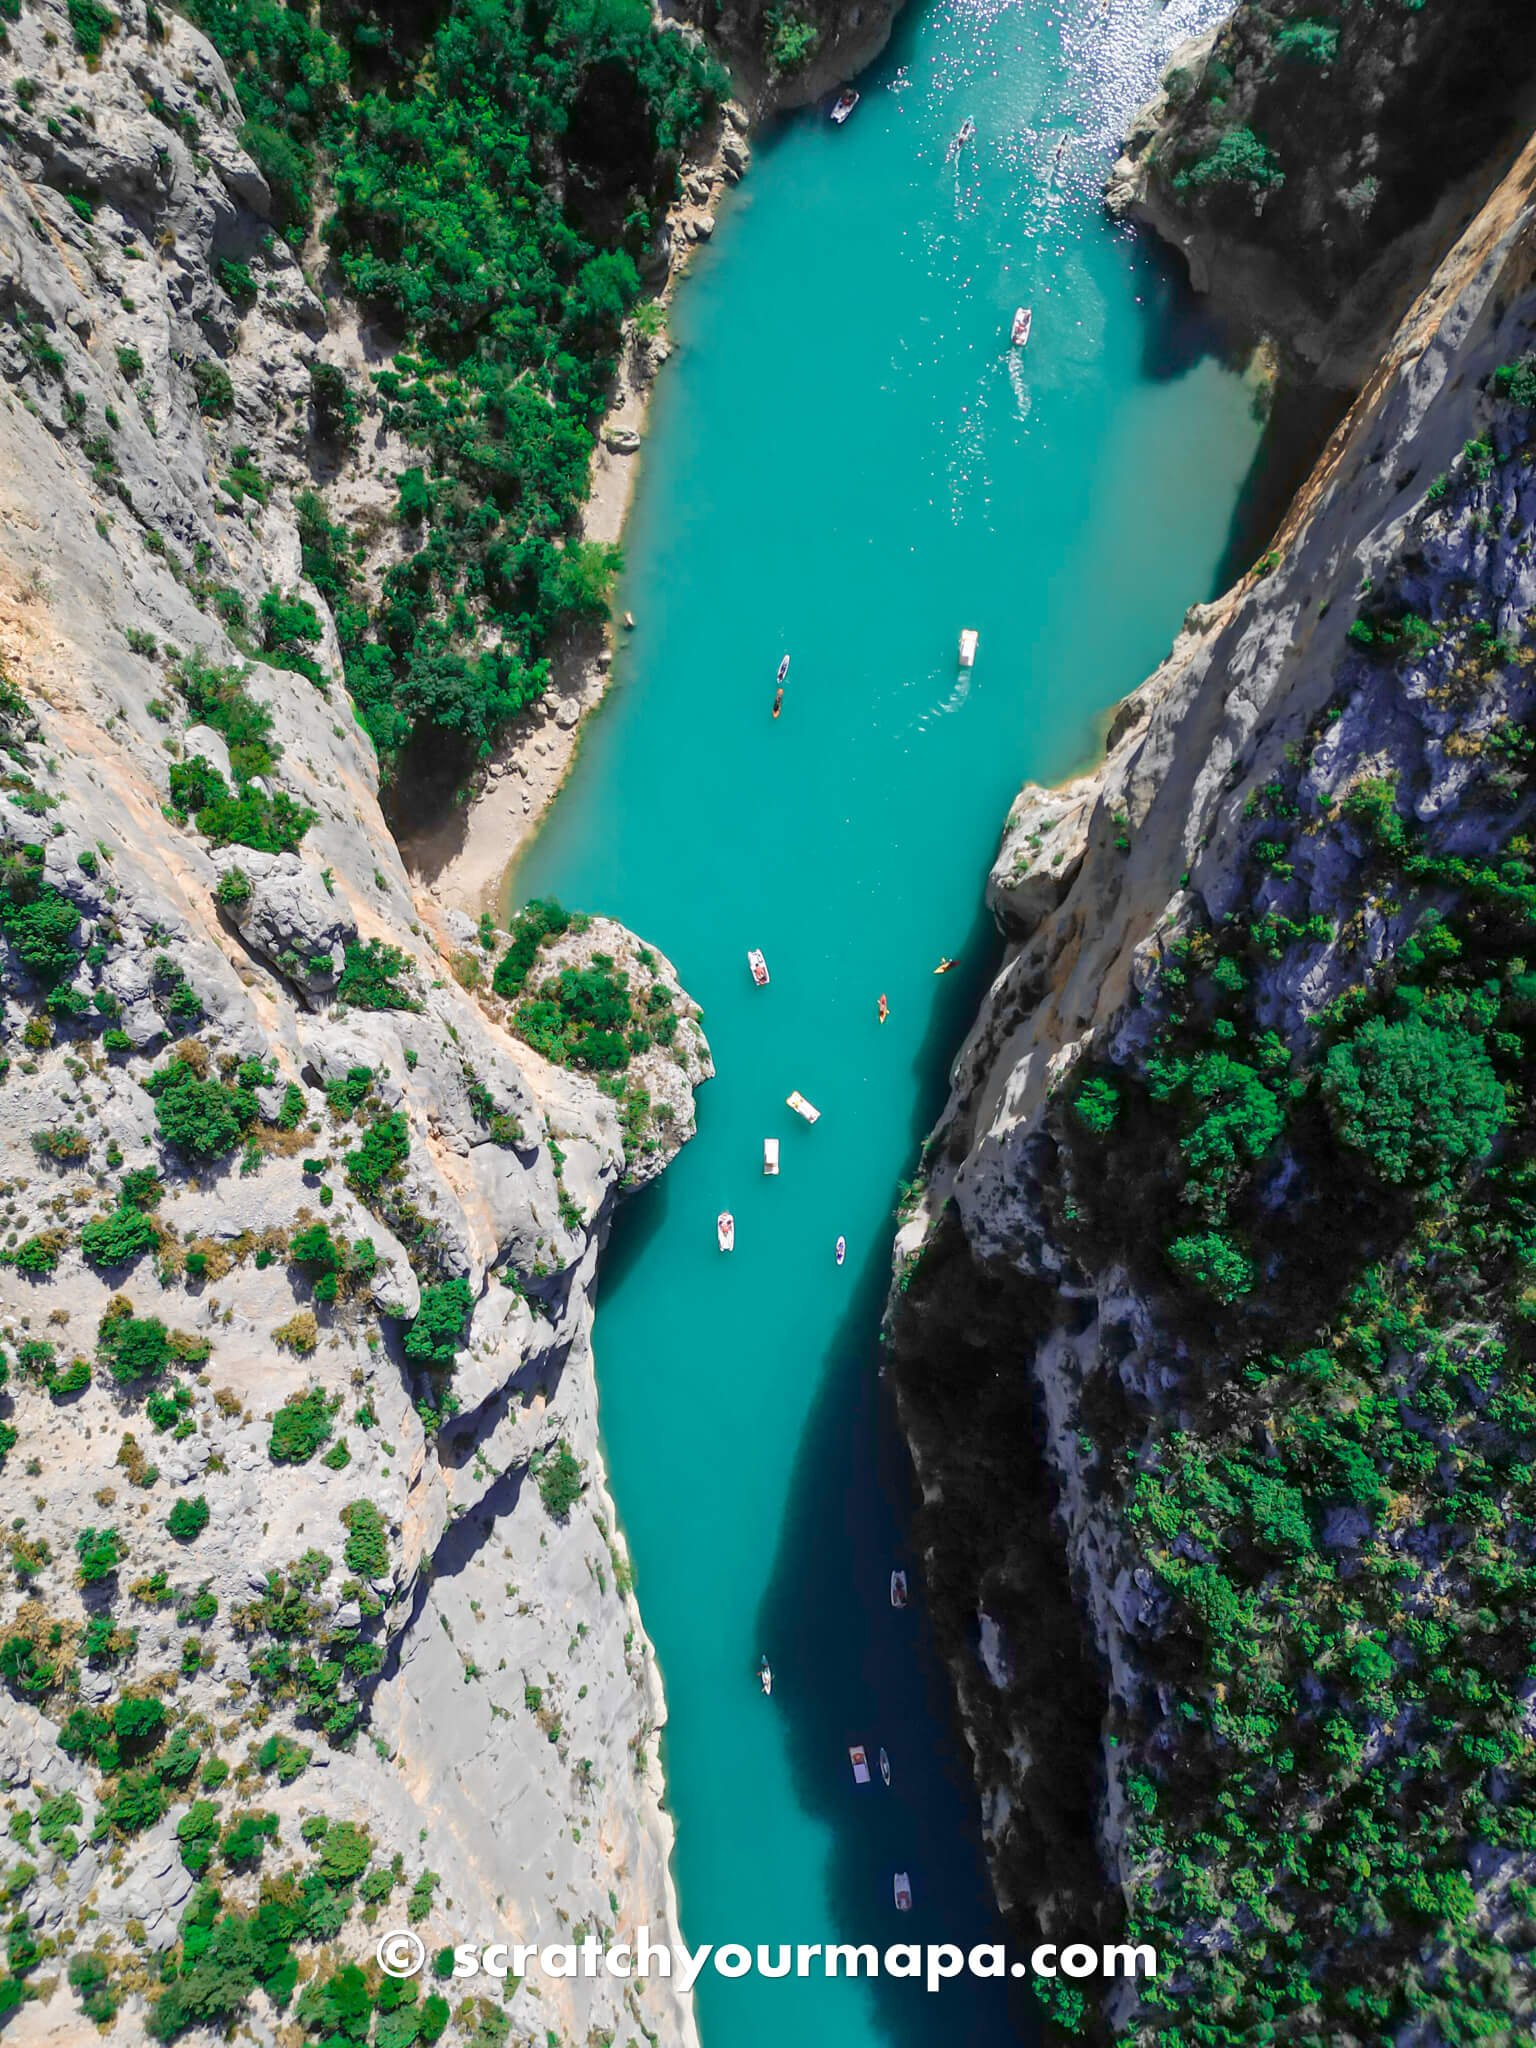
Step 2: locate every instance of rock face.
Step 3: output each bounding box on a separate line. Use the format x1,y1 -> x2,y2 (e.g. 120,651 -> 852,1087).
0,4 -> 711,2042
889,117 -> 1536,2048
684,0 -> 906,113
1107,1 -> 1536,388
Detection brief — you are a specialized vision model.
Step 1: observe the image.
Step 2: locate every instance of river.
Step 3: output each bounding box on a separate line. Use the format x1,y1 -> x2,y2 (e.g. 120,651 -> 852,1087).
511,2 -> 1262,2042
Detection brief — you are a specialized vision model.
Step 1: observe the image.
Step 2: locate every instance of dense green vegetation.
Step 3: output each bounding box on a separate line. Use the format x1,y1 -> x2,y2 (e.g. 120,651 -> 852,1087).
1039,500 -> 1536,2038
180,0 -> 726,796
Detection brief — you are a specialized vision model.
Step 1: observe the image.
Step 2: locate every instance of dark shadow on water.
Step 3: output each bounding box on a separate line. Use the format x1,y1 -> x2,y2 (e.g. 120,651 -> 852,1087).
745,891 -> 1039,2048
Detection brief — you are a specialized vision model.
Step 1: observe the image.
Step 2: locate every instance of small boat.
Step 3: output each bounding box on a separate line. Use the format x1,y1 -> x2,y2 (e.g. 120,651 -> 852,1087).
894,1872 -> 913,1912
772,687 -> 784,719
879,1747 -> 891,1787
758,1654 -> 773,1697
748,948 -> 770,987
830,88 -> 859,125
933,956 -> 956,975
890,1570 -> 909,1609
777,654 -> 790,684
835,1235 -> 846,1265
958,628 -> 979,669
764,1138 -> 780,1177
877,993 -> 889,1024
953,116 -> 975,150
786,1091 -> 821,1125
849,1745 -> 872,1785
623,611 -> 636,630
1011,306 -> 1032,350
717,1211 -> 735,1253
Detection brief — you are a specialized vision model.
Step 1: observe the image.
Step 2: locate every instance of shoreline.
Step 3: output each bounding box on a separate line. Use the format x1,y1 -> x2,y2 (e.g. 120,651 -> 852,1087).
403,102 -> 754,918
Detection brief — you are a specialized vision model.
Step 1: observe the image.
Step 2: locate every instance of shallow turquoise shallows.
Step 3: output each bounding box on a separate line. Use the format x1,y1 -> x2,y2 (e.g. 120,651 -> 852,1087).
513,4 -> 1261,2042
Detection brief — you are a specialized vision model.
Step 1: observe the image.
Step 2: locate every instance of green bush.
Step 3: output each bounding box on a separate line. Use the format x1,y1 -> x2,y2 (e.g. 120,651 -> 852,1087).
345,1111 -> 409,1199
167,756 -> 315,855
268,1386 -> 336,1465
75,1525 -> 124,1584
341,1499 -> 388,1577
145,1053 -> 259,1160
1492,354 -> 1536,408
492,898 -> 571,999
514,961 -> 634,1072
764,5 -> 818,71
81,1205 -> 158,1269
536,1439 -> 583,1520
167,1495 -> 209,1542
1322,1015 -> 1507,1186
1167,1229 -> 1254,1304
67,0 -> 114,57
1274,20 -> 1339,63
1073,1077 -> 1119,1134
336,939 -> 418,1011
1173,125 -> 1284,196
190,359 -> 234,418
404,1279 -> 473,1368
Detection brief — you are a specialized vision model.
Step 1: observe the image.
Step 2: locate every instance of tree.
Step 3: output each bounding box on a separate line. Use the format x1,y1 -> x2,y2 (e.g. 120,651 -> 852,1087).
1167,1229 -> 1254,1305
1322,1015 -> 1507,1186
76,1525 -> 124,1584
404,1280 -> 474,1367
167,1495 -> 210,1542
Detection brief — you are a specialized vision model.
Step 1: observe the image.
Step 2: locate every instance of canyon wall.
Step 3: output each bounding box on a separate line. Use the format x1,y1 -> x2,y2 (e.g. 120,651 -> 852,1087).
892,74 -> 1536,2048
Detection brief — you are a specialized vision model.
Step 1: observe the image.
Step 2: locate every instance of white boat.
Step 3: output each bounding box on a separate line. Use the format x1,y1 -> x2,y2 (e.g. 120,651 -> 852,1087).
835,1235 -> 846,1265
879,1747 -> 891,1787
1011,306 -> 1032,349
758,1655 -> 773,1697
830,88 -> 859,125
958,628 -> 979,668
890,1569 -> 909,1609
717,1211 -> 735,1253
954,116 -> 975,149
894,1872 -> 913,1912
849,1745 -> 872,1785
747,948 -> 769,987
764,1138 -> 780,1177
787,1091 -> 821,1124
776,654 -> 790,684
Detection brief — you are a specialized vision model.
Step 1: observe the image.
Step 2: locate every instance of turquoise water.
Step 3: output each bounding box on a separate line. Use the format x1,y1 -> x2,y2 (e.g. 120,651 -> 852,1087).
514,3 -> 1263,2042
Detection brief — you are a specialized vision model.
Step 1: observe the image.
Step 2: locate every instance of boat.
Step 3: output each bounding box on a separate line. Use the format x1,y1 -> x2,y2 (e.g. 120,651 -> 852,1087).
747,948 -> 770,987
717,1211 -> 735,1253
890,1569 -> 909,1609
849,1745 -> 872,1785
1011,306 -> 1032,349
830,88 -> 859,125
877,993 -> 889,1024
954,116 -> 975,149
772,687 -> 784,719
758,1654 -> 773,1697
777,654 -> 790,684
958,628 -> 979,668
764,1138 -> 780,1177
893,1872 -> 913,1912
835,1235 -> 846,1265
622,611 -> 636,630
786,1091 -> 821,1124
879,1747 -> 891,1787
933,956 -> 956,975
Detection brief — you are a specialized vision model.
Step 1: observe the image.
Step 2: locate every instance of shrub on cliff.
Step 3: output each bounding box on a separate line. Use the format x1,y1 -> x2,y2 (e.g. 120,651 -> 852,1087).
404,1279 -> 474,1368
1173,125 -> 1284,197
1322,1015 -> 1506,1186
1167,1228 -> 1255,1304
268,1386 -> 337,1464
146,1054 -> 260,1161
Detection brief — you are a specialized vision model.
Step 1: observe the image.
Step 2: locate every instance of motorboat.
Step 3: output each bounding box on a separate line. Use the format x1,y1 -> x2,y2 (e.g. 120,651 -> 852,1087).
835,1235 -> 846,1265
953,116 -> 975,150
830,88 -> 859,125
717,1211 -> 735,1253
764,1138 -> 780,1176
777,654 -> 790,684
877,993 -> 889,1024
890,1569 -> 909,1609
893,1872 -> 913,1912
758,1655 -> 773,1697
1011,306 -> 1032,349
772,688 -> 784,719
934,956 -> 956,974
787,1091 -> 821,1124
879,1747 -> 891,1787
748,948 -> 770,987
958,628 -> 979,668
849,1745 -> 872,1785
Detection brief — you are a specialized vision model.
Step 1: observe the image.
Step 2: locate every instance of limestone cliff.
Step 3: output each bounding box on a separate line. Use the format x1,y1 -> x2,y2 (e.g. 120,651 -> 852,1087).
891,114 -> 1536,2048
0,5 -> 711,2044
1107,0 -> 1536,389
